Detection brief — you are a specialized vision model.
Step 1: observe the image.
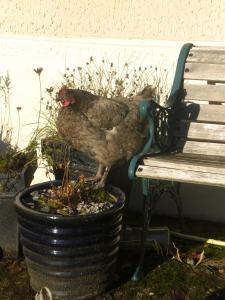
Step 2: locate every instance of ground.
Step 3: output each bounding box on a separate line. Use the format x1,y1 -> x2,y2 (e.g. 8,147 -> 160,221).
1,215 -> 225,300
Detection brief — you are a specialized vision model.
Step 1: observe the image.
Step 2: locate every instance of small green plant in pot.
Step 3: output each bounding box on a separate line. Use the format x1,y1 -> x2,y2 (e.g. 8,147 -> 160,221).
0,73 -> 37,192
0,73 -> 37,257
28,168 -> 118,216
15,162 -> 125,299
0,142 -> 37,192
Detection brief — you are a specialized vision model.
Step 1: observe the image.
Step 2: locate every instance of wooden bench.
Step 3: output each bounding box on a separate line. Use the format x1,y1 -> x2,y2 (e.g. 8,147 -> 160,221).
128,43 -> 225,280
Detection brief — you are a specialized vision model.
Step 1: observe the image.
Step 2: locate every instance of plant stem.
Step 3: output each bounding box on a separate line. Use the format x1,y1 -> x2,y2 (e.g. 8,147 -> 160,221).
16,109 -> 21,148
37,73 -> 43,132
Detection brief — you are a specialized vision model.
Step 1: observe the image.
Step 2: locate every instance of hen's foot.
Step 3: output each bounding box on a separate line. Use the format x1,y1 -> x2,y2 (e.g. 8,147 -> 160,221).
84,175 -> 102,184
84,167 -> 110,189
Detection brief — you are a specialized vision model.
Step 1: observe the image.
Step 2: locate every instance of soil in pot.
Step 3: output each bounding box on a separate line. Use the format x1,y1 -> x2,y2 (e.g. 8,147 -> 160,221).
15,179 -> 125,300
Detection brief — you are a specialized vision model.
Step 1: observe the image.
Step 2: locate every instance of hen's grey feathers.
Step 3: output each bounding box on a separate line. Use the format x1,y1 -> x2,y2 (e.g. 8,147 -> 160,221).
56,87 -> 155,169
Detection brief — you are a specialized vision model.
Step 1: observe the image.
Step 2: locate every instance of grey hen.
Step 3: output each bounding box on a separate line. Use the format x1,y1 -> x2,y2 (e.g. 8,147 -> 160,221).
56,86 -> 155,186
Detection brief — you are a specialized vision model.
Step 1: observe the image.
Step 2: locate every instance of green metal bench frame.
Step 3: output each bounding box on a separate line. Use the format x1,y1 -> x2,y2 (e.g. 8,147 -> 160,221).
128,43 -> 193,280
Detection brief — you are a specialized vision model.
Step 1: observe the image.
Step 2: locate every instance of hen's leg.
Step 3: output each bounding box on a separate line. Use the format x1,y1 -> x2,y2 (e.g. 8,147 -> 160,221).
84,164 -> 104,182
85,164 -> 110,188
96,166 -> 110,188
96,164 -> 105,178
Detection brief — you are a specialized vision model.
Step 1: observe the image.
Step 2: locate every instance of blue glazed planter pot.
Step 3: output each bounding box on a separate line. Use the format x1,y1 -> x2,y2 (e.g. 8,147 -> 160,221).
14,181 -> 125,300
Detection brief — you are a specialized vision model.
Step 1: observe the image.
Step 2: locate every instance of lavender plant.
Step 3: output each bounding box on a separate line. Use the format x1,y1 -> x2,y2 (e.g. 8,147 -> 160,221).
0,72 -> 37,192
33,58 -> 171,180
36,57 -> 170,139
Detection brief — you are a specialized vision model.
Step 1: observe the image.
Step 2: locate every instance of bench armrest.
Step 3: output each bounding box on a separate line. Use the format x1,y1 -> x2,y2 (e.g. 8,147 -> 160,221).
128,99 -> 154,180
128,99 -> 174,179
165,43 -> 193,108
128,43 -> 194,180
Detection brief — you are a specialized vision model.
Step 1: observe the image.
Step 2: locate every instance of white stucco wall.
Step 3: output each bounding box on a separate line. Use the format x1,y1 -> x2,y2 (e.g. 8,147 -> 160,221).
0,0 -> 225,41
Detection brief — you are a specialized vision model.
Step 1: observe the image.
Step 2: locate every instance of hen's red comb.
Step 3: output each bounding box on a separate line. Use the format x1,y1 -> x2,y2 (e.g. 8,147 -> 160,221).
58,86 -> 68,98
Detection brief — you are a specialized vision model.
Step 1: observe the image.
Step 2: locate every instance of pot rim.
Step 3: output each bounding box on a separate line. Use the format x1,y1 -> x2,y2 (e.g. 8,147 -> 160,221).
14,180 -> 125,221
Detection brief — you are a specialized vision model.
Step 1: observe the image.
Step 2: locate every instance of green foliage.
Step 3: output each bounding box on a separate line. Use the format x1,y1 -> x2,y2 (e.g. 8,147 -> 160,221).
36,57 -> 169,141
62,58 -> 170,100
0,148 -> 26,174
0,72 -> 12,144
40,135 -> 69,170
0,72 -> 38,192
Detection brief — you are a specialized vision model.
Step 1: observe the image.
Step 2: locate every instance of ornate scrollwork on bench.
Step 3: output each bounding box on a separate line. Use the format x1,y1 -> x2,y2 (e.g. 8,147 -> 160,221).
148,100 -> 174,152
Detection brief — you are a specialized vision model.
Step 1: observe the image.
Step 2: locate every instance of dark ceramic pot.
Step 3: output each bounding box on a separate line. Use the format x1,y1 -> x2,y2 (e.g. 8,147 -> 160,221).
15,181 -> 125,300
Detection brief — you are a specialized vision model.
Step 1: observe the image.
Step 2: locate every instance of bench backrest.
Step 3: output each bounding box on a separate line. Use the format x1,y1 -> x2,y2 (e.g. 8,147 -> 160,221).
173,45 -> 225,157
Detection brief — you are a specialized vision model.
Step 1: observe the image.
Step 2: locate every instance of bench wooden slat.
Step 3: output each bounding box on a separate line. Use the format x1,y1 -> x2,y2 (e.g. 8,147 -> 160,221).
187,49 -> 225,64
193,46 -> 225,51
184,83 -> 225,103
135,165 -> 225,187
134,45 -> 225,189
175,121 -> 225,142
143,155 -> 225,174
176,102 -> 225,124
184,63 -> 225,82
148,153 -> 225,163
178,141 -> 225,156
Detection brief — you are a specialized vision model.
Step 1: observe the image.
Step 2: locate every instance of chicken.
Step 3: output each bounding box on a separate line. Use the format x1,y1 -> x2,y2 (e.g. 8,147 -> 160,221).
56,86 -> 155,187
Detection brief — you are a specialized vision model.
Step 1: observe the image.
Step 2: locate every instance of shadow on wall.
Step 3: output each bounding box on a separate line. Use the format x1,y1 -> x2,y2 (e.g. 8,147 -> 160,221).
129,180 -> 225,223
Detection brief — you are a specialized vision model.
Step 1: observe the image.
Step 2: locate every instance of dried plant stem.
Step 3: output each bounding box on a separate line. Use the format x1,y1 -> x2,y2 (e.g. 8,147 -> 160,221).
16,109 -> 21,148
0,73 -> 12,143
37,74 -> 43,131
